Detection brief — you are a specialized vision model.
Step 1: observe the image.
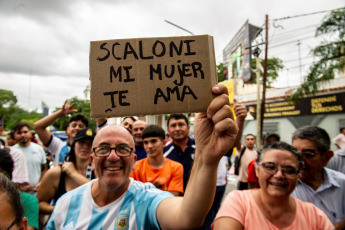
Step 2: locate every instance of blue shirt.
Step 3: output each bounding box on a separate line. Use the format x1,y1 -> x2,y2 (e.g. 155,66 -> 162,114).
327,148 -> 345,174
163,138 -> 195,190
135,145 -> 147,161
47,178 -> 173,229
291,168 -> 345,225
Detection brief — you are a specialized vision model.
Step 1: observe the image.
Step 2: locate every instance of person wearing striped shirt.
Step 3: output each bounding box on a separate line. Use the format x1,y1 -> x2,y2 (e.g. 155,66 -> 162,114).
291,126 -> 345,230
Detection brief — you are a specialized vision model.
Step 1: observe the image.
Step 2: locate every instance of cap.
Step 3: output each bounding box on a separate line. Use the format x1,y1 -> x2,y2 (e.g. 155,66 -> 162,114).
73,128 -> 96,142
264,133 -> 280,141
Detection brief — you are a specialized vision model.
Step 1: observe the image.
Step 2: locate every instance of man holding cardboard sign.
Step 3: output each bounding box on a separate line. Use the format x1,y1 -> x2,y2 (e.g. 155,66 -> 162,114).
46,84 -> 238,229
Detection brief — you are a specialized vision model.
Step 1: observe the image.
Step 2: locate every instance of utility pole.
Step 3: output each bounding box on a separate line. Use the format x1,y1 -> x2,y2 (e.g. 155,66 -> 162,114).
259,14 -> 269,148
254,45 -> 262,149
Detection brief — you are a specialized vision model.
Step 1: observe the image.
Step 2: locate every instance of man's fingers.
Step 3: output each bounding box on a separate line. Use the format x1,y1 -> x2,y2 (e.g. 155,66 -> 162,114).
211,104 -> 233,125
63,100 -> 68,107
214,118 -> 238,137
212,84 -> 228,96
207,94 -> 230,119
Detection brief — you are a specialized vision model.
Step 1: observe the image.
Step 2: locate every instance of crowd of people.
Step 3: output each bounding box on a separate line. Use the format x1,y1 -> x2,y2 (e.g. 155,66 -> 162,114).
0,83 -> 344,229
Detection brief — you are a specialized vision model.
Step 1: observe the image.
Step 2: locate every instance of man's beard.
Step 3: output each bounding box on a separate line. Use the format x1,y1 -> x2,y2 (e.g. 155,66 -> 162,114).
19,138 -> 30,145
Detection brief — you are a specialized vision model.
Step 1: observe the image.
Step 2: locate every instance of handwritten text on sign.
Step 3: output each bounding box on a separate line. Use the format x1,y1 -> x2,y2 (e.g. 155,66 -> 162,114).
89,35 -> 217,118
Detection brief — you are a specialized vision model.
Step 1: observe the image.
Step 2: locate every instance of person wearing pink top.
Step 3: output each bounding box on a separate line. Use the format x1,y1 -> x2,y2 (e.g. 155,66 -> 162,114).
213,142 -> 333,230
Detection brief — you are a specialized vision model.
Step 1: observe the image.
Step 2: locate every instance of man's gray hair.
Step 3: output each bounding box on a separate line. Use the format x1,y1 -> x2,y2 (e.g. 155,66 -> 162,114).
292,126 -> 330,155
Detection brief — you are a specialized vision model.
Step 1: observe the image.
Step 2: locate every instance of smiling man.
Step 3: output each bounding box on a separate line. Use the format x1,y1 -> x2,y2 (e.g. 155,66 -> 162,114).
164,114 -> 194,191
132,120 -> 147,160
291,126 -> 345,230
46,84 -> 239,229
131,125 -> 183,196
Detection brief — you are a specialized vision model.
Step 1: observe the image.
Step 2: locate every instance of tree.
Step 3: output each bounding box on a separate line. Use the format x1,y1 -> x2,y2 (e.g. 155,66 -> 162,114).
251,57 -> 284,87
0,89 -> 17,123
52,97 -> 96,131
217,62 -> 225,82
290,7 -> 345,101
0,89 -> 44,129
217,57 -> 284,87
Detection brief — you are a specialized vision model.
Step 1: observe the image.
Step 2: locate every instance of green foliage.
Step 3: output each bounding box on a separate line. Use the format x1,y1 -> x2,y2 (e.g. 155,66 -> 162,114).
290,7 -> 345,101
52,97 -> 96,131
251,57 -> 284,87
217,62 -> 224,82
0,89 -> 44,129
0,89 -> 43,129
0,89 -> 17,122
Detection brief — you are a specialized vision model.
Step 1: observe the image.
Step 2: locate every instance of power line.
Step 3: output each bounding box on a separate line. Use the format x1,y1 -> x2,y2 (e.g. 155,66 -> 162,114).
269,35 -> 316,48
272,8 -> 335,22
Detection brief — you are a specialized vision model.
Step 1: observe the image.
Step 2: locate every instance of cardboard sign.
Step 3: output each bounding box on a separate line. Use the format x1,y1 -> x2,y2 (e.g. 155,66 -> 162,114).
89,35 -> 217,118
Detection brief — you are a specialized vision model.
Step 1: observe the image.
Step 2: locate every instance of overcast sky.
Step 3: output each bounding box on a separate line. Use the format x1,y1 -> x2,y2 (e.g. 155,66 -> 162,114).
1,0 -> 343,112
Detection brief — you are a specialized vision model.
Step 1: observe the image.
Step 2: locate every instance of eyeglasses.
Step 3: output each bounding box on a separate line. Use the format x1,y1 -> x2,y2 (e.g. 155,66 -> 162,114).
300,150 -> 319,159
6,217 -> 21,230
260,162 -> 299,179
92,145 -> 133,157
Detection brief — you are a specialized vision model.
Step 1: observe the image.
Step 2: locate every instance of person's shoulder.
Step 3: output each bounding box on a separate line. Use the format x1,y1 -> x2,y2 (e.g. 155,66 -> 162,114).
9,146 -> 24,155
188,137 -> 195,146
60,179 -> 92,199
166,158 -> 183,168
12,144 -> 20,149
224,190 -> 251,206
19,190 -> 38,203
134,158 -> 147,167
130,178 -> 160,193
324,168 -> 345,190
129,179 -> 173,199
229,189 -> 248,198
45,166 -> 63,179
294,197 -> 331,221
30,142 -> 45,150
325,167 -> 345,180
163,142 -> 174,151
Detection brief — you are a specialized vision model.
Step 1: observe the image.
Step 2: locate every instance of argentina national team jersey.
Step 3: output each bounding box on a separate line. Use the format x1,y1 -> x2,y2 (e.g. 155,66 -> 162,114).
46,178 -> 173,229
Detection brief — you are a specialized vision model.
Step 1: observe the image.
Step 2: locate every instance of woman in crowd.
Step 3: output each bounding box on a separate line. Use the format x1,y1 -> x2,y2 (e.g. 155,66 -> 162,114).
213,142 -> 333,229
0,172 -> 28,230
37,128 -> 96,215
0,148 -> 38,230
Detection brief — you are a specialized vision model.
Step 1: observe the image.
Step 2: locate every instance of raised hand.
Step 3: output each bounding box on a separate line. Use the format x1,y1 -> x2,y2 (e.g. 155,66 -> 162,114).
193,84 -> 238,164
61,100 -> 78,115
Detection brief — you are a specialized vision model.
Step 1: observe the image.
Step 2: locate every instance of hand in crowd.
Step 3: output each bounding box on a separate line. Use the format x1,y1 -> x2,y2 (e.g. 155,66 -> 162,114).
34,182 -> 41,192
61,162 -> 77,176
233,98 -> 247,122
193,84 -> 238,164
19,184 -> 36,192
60,100 -> 78,115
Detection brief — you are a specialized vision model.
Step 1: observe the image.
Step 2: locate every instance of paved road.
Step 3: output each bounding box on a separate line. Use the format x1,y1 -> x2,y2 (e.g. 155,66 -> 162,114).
225,174 -> 238,198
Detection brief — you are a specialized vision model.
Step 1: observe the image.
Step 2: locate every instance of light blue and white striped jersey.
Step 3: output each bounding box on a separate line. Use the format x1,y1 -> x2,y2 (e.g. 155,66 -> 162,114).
291,168 -> 345,225
46,178 -> 173,229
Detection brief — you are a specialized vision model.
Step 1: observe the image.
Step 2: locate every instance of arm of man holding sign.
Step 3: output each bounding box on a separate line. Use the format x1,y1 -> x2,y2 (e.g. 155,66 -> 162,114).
157,84 -> 238,229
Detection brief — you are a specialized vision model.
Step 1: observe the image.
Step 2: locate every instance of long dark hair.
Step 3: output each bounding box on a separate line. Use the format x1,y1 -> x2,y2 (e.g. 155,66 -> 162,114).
0,173 -> 24,226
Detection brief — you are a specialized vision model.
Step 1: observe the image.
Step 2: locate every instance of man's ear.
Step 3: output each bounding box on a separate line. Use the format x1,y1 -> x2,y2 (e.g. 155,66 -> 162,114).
19,217 -> 28,230
132,153 -> 137,170
323,150 -> 334,166
90,154 -> 95,171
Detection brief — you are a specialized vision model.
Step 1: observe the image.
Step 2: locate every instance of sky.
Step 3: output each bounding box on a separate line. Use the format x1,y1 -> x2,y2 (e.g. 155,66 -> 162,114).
0,0 -> 344,112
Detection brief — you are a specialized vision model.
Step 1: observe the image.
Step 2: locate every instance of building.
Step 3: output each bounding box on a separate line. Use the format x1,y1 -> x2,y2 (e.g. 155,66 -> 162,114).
235,76 -> 345,151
